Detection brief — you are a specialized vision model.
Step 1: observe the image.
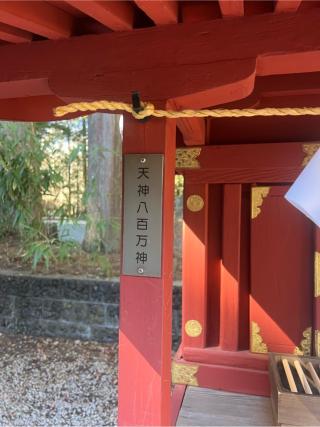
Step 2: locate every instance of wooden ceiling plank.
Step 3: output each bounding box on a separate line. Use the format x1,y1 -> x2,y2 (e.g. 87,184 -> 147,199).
0,22 -> 32,43
0,1 -> 73,39
274,0 -> 302,13
134,1 -> 178,25
219,0 -> 244,17
65,1 -> 133,31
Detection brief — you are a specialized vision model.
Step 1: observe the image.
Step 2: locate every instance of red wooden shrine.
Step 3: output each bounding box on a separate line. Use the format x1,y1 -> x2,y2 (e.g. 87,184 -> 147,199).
0,0 -> 320,425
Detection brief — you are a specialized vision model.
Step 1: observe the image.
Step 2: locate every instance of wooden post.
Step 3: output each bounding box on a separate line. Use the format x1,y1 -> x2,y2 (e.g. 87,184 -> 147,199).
182,182 -> 209,348
118,115 -> 176,426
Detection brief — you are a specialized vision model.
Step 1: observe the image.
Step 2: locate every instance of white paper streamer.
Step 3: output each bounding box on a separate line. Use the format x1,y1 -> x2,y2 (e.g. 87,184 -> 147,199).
285,148 -> 320,227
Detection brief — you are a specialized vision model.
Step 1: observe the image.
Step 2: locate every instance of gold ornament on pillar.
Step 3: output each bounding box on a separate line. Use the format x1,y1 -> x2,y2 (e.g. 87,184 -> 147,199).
187,195 -> 204,212
185,320 -> 202,337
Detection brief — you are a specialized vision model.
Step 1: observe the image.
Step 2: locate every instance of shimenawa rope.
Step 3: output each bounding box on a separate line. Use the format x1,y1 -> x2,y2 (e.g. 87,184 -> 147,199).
54,100 -> 320,120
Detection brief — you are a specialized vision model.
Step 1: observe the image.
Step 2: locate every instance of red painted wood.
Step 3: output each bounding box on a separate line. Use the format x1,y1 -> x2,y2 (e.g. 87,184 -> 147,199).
135,1 -> 178,25
174,359 -> 270,396
208,116 -> 320,146
46,1 -> 87,17
118,116 -> 176,426
220,185 -> 242,351
274,0 -> 302,13
206,185 -> 222,347
182,142 -> 308,171
0,1 -> 73,39
196,363 -> 270,396
182,183 -> 209,349
66,1 -> 133,31
244,1 -> 274,16
1,10 -> 320,119
181,142 -> 309,184
171,385 -> 186,426
250,185 -> 313,354
184,168 -> 300,184
181,1 -> 221,22
176,118 -> 205,146
182,347 -> 268,371
255,72 -> 320,98
0,78 -> 51,99
0,22 -> 31,43
219,0 -> 244,17
239,185 -> 250,349
0,95 -> 79,122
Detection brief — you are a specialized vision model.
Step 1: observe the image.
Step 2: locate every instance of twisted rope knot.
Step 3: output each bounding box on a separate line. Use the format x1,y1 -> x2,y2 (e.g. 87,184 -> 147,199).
131,101 -> 155,120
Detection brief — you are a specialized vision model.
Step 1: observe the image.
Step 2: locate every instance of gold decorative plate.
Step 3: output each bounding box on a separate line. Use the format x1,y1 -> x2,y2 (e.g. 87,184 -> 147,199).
186,195 -> 204,212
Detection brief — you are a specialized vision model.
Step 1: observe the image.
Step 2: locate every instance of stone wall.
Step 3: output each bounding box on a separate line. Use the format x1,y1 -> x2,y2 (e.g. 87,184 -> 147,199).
0,272 -> 182,347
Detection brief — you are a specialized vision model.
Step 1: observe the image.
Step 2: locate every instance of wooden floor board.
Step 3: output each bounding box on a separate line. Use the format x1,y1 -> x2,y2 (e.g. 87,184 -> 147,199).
177,386 -> 274,426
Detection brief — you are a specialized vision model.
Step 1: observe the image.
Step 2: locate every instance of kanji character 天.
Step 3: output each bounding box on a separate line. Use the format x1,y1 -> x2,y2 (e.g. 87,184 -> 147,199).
137,167 -> 150,179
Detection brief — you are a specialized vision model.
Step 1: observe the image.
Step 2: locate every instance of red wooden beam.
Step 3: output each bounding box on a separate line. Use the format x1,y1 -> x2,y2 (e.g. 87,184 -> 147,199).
173,357 -> 270,396
0,1 -> 73,39
0,22 -> 32,43
1,10 -> 320,120
65,1 -> 133,31
219,0 -> 244,17
179,142 -> 309,184
274,0 -> 302,13
135,0 -> 178,25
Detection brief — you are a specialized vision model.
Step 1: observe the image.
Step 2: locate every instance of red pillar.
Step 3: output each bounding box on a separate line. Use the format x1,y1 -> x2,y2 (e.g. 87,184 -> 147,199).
118,115 -> 176,426
182,182 -> 209,349
220,184 -> 242,351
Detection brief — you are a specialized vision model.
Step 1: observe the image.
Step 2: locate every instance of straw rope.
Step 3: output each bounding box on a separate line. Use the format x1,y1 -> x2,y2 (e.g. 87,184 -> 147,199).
54,100 -> 320,120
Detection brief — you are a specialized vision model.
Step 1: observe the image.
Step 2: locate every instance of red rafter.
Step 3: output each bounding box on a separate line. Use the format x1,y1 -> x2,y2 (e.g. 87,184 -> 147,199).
0,1 -> 73,39
65,1 -> 133,31
182,1 -> 221,22
274,0 -> 302,13
134,0 -> 178,25
0,22 -> 31,43
219,0 -> 244,17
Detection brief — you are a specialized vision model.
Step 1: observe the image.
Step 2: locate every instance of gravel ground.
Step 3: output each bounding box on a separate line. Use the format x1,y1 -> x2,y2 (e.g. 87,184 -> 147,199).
0,334 -> 118,426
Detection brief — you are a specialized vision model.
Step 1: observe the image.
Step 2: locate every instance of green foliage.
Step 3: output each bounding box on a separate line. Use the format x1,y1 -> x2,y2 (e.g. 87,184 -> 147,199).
0,117 -> 122,275
175,174 -> 184,197
22,226 -> 81,271
0,122 -> 62,236
0,120 -> 86,271
89,252 -> 113,277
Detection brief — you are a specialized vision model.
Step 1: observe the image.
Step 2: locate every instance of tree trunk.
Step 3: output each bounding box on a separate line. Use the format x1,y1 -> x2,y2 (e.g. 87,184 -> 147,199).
83,113 -> 121,253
